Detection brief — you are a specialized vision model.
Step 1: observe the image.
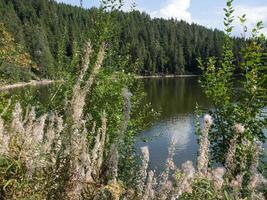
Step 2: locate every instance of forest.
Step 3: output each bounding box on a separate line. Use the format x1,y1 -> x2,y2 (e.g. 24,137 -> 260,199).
0,0 -> 247,83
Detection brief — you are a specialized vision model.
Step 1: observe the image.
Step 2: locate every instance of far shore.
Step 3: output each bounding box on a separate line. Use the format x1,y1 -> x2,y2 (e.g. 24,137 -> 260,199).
0,75 -> 200,91
0,80 -> 61,91
135,74 -> 200,79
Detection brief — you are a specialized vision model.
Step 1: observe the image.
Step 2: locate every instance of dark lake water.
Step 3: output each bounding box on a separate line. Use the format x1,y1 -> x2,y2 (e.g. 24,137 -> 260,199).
1,77 -> 266,170
135,77 -> 210,170
135,77 -> 267,170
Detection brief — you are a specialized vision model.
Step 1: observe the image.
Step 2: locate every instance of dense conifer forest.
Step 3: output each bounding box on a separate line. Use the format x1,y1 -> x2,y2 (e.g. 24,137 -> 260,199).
0,0 -> 245,79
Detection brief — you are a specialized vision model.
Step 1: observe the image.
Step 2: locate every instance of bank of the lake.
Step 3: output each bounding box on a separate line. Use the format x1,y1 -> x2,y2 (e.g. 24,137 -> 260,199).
135,74 -> 200,79
0,80 -> 59,91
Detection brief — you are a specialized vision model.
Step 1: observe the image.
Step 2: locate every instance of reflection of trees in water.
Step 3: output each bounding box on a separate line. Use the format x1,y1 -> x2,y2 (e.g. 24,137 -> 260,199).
143,77 -> 209,119
136,115 -> 198,170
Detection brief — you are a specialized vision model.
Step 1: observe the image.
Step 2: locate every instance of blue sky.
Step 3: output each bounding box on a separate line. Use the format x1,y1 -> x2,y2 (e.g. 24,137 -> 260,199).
56,0 -> 267,35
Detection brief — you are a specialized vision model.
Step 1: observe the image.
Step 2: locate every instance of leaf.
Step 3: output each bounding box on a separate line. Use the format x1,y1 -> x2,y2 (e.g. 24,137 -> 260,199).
225,13 -> 231,17
3,179 -> 13,191
224,22 -> 229,27
226,0 -> 233,7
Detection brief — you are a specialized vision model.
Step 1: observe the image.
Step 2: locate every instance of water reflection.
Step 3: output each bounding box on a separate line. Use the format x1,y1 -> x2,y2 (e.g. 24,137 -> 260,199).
136,77 -> 266,170
136,77 -> 209,170
143,77 -> 209,119
136,114 -> 198,170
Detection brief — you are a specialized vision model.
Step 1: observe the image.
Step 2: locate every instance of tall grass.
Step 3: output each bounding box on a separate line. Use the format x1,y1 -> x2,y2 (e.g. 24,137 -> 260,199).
0,41 -> 266,199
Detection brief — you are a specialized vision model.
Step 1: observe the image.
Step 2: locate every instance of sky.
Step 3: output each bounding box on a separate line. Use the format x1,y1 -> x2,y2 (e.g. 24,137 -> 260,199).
56,0 -> 267,36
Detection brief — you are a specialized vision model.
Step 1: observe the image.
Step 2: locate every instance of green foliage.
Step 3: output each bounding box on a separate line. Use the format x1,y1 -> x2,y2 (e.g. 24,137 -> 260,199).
0,23 -> 36,83
179,177 -> 221,200
0,0 -> 246,79
199,0 -> 267,192
0,156 -> 48,199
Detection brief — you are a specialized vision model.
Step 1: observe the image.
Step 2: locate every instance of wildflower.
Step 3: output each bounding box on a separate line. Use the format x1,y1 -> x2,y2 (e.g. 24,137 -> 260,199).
248,141 -> 265,191
248,174 -> 260,190
197,115 -> 211,174
172,160 -> 195,198
107,144 -> 119,183
250,140 -> 262,174
212,167 -> 225,190
70,42 -> 105,124
182,161 -> 195,179
234,123 -> 245,134
225,123 -> 246,176
137,146 -> 149,196
0,117 -> 9,155
118,88 -> 132,143
204,114 -> 213,127
11,103 -> 24,134
143,170 -> 155,200
231,174 -> 243,189
161,137 -> 177,182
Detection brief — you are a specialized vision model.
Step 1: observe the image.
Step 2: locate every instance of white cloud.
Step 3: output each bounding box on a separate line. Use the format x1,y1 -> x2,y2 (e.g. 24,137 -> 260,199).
122,0 -> 136,12
234,5 -> 267,36
150,0 -> 192,23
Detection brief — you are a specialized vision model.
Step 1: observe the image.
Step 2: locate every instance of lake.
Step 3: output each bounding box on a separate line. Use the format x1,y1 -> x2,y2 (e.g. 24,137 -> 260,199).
1,77 -> 266,171
136,77 -> 267,170
135,77 -> 210,170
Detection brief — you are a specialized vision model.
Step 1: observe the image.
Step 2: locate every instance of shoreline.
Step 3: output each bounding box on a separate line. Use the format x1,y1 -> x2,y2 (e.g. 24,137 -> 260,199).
135,74 -> 200,79
0,80 -> 60,91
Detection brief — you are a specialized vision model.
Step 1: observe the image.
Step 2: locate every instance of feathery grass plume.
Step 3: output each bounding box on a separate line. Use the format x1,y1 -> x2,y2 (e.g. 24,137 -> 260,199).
32,114 -> 47,143
234,123 -> 245,134
143,170 -> 155,200
229,173 -> 244,199
44,113 -> 56,153
249,140 -> 262,175
248,141 -> 267,191
25,114 -> 47,175
69,41 -> 91,123
71,114 -> 106,190
0,37 -> 137,199
248,173 -> 267,192
106,88 -> 132,183
70,41 -> 92,124
178,161 -> 195,196
0,116 -> 9,155
225,123 -> 245,176
95,114 -> 107,178
66,122 -> 91,200
11,103 -> 24,134
136,146 -> 150,197
120,88 -> 132,138
162,137 -> 177,181
65,41 -> 106,199
211,167 -> 225,190
24,107 -> 35,137
197,114 -> 212,175
44,113 -> 63,165
157,137 -> 177,199
107,143 -> 119,183
70,41 -> 105,125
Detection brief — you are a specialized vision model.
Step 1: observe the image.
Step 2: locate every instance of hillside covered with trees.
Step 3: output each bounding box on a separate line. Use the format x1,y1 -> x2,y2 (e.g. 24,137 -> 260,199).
0,0 -> 244,81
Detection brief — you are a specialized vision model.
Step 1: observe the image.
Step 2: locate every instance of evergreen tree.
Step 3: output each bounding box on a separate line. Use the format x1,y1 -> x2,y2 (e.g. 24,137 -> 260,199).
0,0 -> 250,78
